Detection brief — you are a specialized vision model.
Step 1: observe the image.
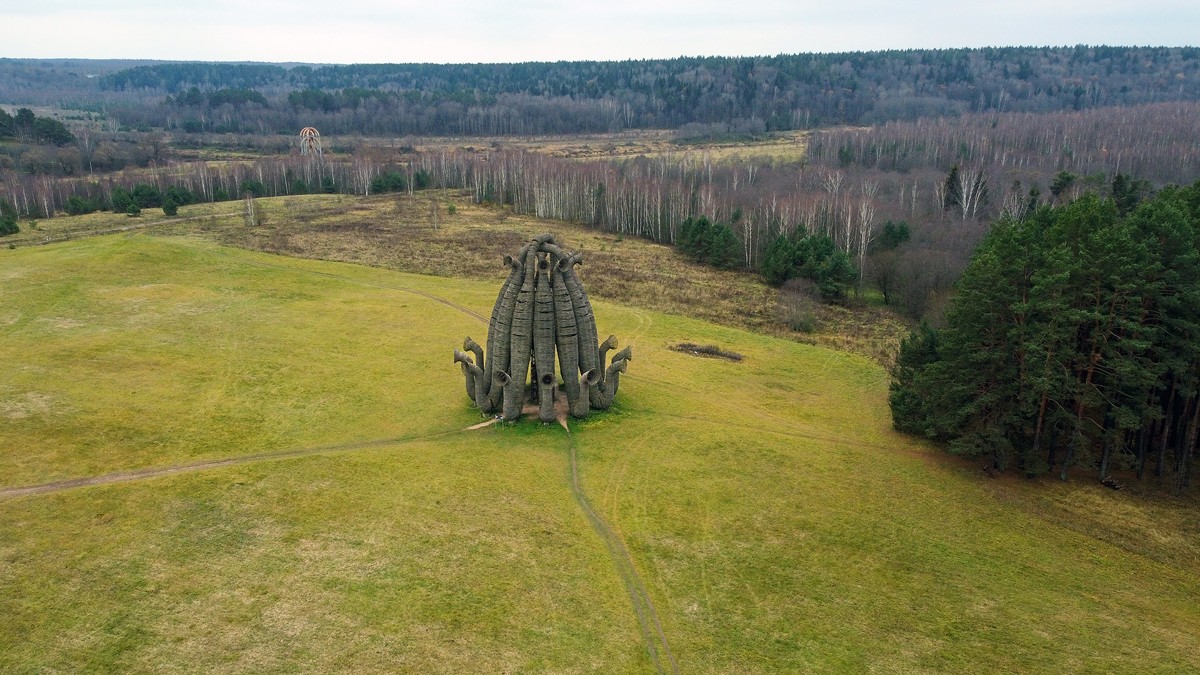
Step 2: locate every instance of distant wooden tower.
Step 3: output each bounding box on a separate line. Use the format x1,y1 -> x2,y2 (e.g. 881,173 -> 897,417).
299,127 -> 322,159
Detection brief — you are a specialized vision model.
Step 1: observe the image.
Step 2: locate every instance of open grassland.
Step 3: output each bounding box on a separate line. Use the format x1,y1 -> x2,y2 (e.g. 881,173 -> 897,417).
438,129 -> 811,164
2,236 -> 1198,672
3,200 -> 240,249
170,129 -> 810,165
8,192 -> 907,364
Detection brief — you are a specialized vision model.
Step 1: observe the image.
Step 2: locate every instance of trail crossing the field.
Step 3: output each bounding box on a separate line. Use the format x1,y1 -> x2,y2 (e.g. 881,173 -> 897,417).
0,430 -> 466,499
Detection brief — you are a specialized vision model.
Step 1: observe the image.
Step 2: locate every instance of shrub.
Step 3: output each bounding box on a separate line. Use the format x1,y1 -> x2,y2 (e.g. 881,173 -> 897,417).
778,278 -> 821,332
669,342 -> 744,361
110,187 -> 134,213
760,230 -> 857,302
413,169 -> 432,190
370,171 -> 406,194
164,185 -> 197,206
239,179 -> 266,198
131,183 -> 162,208
761,235 -> 798,286
677,216 -> 740,268
1,198 -> 20,236
65,195 -> 100,216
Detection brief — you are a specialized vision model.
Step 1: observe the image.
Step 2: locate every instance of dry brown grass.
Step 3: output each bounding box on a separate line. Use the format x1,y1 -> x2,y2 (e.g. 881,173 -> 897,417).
179,191 -> 909,365
668,343 -> 744,362
353,129 -> 810,164
162,129 -> 805,167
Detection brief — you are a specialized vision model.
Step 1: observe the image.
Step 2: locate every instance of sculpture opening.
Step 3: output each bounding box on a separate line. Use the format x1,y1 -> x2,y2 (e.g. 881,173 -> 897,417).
454,233 -> 632,422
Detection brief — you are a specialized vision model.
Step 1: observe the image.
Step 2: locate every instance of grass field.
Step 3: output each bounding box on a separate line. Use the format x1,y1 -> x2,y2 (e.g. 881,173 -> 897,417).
476,129 -> 810,164
7,193 -> 910,366
230,129 -> 811,164
2,234 -> 1198,672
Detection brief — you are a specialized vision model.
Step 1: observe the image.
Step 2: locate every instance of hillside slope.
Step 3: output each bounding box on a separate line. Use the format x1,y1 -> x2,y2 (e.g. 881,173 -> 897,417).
1,236 -> 1197,672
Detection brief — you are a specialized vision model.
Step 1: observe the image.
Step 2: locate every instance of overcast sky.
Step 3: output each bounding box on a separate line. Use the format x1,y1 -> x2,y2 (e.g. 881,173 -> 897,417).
3,0 -> 1197,64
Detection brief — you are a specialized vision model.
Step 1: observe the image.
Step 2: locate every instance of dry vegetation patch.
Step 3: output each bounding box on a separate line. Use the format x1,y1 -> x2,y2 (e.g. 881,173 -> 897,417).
173,191 -> 909,366
1,392 -> 55,420
668,342 -> 744,362
357,129 -> 810,164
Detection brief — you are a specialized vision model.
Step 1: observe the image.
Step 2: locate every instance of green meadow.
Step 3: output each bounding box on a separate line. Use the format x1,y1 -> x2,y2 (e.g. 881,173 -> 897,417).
2,233 -> 1197,672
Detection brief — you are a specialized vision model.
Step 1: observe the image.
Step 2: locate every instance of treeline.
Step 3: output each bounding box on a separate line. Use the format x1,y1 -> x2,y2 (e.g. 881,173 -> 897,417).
167,87 -> 269,108
63,182 -> 203,217
126,90 -> 626,136
0,58 -> 152,106
3,144 -> 1173,320
809,102 -> 1200,186
13,136 -> 1195,321
0,153 -> 414,220
1,127 -> 166,177
0,107 -> 74,146
5,47 -> 1199,137
420,151 -> 972,306
890,185 -> 1200,490
762,230 -> 864,302
417,150 -> 892,277
0,148 -> 891,284
802,102 -> 1200,317
102,47 -> 1200,126
0,107 -> 104,177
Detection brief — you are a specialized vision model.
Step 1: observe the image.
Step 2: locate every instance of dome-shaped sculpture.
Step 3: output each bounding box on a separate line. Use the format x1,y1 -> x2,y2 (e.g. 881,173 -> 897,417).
299,127 -> 322,158
455,233 -> 631,422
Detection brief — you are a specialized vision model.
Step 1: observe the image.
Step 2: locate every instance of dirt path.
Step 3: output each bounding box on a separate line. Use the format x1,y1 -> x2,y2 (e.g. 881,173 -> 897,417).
0,429 -> 465,499
0,423 -> 679,672
564,433 -> 678,674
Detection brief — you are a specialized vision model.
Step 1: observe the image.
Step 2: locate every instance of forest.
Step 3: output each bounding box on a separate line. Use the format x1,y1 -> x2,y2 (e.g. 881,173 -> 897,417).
4,46 -> 1200,136
4,96 -> 1195,314
890,183 -> 1200,490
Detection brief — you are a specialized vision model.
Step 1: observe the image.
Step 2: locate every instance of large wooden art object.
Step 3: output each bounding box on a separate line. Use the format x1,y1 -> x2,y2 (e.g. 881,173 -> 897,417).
298,127 -> 322,158
455,233 -> 632,422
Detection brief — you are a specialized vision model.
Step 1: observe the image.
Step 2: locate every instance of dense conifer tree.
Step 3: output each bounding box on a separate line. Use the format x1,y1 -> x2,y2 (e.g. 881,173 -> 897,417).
0,198 -> 18,235
891,184 -> 1200,488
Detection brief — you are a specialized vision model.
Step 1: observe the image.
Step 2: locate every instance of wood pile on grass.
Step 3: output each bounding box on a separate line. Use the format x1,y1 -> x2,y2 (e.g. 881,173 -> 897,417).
669,342 -> 743,362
